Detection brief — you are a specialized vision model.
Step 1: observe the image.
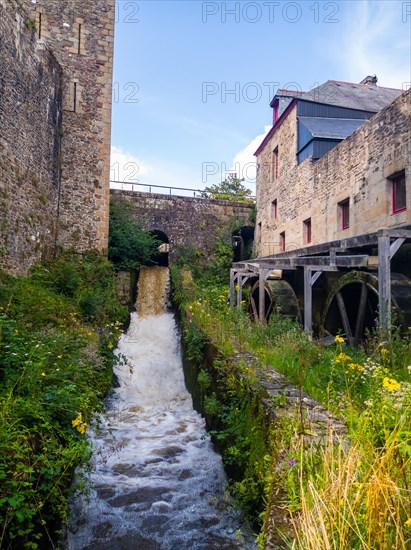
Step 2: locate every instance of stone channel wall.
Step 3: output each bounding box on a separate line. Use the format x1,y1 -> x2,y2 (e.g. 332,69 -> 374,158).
256,89 -> 411,257
181,336 -> 345,548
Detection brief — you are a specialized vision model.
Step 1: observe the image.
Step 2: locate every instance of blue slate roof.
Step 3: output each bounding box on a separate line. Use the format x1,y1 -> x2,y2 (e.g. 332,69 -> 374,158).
276,80 -> 402,112
298,117 -> 366,140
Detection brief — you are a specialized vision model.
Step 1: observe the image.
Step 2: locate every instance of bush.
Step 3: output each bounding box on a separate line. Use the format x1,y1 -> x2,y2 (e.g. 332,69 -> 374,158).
0,253 -> 125,548
108,196 -> 160,270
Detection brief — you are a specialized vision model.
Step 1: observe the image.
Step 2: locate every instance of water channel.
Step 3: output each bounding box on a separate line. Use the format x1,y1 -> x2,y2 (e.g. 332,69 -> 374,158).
66,267 -> 256,549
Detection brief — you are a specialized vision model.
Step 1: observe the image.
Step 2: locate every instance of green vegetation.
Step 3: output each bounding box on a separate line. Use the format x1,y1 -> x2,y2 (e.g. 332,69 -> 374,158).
108,196 -> 160,270
172,256 -> 411,548
201,174 -> 254,202
0,252 -> 128,549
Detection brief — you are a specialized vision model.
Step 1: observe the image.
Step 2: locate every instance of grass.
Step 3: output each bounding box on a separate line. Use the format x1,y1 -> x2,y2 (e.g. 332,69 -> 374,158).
172,265 -> 411,548
0,253 -> 127,549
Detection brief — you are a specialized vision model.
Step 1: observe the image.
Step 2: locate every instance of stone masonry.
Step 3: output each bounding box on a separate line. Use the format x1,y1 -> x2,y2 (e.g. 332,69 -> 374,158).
256,89 -> 411,257
0,0 -> 114,274
110,190 -> 255,262
0,0 -> 62,273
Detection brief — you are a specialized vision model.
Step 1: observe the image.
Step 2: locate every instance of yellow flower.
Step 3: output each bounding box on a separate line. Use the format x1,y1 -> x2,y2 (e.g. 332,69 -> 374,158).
405,518 -> 411,528
380,348 -> 389,357
87,332 -> 93,337
14,329 -> 19,335
348,363 -> 364,372
57,355 -> 63,359
72,412 -> 87,435
107,342 -> 113,349
41,372 -> 46,377
335,352 -> 352,363
382,377 -> 401,392
334,335 -> 344,344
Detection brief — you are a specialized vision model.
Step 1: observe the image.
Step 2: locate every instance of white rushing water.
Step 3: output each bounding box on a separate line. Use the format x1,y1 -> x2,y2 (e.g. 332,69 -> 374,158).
67,268 -> 255,550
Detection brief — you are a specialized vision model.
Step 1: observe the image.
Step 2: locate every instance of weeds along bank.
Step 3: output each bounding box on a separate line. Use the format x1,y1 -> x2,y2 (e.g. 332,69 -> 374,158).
0,252 -> 128,549
171,264 -> 411,549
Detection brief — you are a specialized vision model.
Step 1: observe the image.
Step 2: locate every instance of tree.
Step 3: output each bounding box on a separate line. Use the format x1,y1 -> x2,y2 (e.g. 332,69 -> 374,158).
202,174 -> 253,202
108,197 -> 160,270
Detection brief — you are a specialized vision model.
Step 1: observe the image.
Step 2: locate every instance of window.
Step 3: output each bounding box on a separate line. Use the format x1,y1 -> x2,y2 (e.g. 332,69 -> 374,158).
391,173 -> 406,213
303,218 -> 311,244
273,147 -> 279,180
257,222 -> 262,243
280,231 -> 285,252
38,12 -> 42,39
339,199 -> 349,230
78,23 -> 82,54
272,199 -> 277,219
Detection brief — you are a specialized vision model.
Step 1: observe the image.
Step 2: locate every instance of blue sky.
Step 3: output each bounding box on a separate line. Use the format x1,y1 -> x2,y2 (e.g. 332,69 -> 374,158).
110,0 -> 411,194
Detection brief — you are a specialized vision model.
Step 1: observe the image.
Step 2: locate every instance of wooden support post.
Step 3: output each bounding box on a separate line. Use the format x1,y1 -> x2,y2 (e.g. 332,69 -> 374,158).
258,268 -> 265,324
304,269 -> 323,334
304,268 -> 313,333
378,235 -> 391,337
237,274 -> 242,310
229,269 -> 235,308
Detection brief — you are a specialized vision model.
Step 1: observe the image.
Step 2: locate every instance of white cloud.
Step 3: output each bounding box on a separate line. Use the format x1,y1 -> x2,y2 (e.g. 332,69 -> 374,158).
230,126 -> 271,194
110,145 -> 150,184
339,1 -> 410,89
110,145 -> 202,195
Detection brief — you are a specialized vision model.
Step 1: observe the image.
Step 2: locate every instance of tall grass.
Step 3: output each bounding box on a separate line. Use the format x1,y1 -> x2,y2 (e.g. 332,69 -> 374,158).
291,412 -> 411,549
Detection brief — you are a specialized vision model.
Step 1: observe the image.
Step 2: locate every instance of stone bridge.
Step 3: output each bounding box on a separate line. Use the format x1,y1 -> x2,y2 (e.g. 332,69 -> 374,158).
110,189 -> 255,264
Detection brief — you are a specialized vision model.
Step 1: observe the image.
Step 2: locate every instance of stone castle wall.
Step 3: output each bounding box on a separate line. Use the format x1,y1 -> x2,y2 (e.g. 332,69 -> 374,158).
0,0 -> 62,273
256,90 -> 411,257
0,0 -> 114,274
24,0 -> 115,254
111,190 -> 254,262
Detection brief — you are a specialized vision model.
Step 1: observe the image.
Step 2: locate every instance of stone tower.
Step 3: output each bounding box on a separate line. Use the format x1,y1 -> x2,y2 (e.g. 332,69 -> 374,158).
25,0 -> 115,254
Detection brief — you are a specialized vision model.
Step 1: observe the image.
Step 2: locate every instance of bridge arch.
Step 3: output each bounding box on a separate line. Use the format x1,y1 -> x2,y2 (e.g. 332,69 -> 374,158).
149,230 -> 169,267
110,190 -> 255,264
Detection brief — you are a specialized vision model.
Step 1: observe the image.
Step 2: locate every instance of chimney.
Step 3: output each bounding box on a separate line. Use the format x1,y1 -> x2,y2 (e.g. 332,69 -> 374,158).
359,75 -> 378,86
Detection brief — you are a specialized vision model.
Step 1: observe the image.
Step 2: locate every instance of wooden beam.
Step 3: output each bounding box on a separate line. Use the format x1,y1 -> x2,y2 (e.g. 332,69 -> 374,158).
355,283 -> 368,344
336,291 -> 354,345
390,237 -> 405,259
380,228 -> 411,239
378,235 -> 391,337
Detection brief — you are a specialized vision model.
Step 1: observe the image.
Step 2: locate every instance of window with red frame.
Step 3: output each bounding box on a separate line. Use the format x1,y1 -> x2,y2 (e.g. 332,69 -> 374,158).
391,173 -> 406,213
280,231 -> 285,252
339,199 -> 349,230
303,218 -> 312,243
272,199 -> 277,219
273,147 -> 279,180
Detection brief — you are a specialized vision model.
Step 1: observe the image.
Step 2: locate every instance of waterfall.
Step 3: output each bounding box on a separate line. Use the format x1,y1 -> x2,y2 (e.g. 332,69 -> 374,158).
136,266 -> 170,317
66,268 -> 255,549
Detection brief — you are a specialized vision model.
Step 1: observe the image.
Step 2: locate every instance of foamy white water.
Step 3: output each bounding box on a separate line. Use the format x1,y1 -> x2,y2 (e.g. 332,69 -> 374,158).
66,269 -> 255,549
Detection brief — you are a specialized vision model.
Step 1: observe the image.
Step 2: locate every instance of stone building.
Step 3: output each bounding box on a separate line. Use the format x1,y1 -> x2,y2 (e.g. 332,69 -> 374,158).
0,0 -> 114,274
254,77 -> 410,257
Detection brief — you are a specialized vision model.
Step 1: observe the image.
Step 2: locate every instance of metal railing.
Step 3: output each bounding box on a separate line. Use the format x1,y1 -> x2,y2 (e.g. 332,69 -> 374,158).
110,180 -> 256,201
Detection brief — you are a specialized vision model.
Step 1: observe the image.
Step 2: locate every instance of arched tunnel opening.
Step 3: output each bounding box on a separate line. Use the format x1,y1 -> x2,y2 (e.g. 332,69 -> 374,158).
232,226 -> 255,262
149,230 -> 169,267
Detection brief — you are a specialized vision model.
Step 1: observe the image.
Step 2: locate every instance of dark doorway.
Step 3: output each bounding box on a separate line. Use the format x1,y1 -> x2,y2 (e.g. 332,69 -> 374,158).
232,226 -> 255,262
149,230 -> 169,267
